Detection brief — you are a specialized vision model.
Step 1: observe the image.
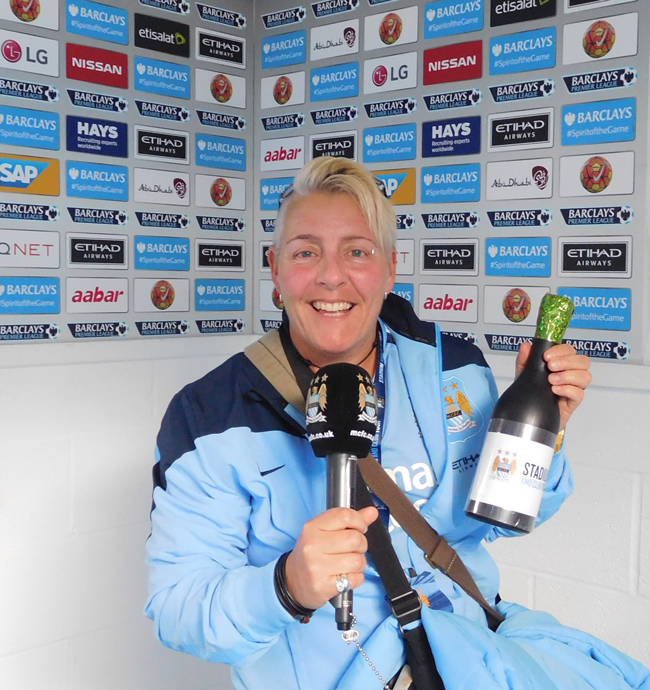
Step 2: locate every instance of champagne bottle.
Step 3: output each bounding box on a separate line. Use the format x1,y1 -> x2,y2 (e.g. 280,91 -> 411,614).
465,294 -> 575,534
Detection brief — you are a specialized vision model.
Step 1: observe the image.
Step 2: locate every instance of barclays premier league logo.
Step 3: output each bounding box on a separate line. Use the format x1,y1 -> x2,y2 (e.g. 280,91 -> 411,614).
0,202 -> 59,222
197,110 -> 246,130
262,112 -> 304,131
396,213 -> 415,230
364,97 -> 416,119
139,0 -> 190,14
421,211 -> 480,230
424,88 -> 482,111
196,4 -> 246,28
564,66 -> 637,95
262,5 -> 306,29
488,209 -> 551,228
0,78 -> 59,103
490,78 -> 555,103
310,105 -> 358,126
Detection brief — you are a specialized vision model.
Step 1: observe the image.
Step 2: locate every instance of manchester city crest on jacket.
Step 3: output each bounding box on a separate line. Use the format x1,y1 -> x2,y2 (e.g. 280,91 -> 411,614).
443,376 -> 483,443
358,377 -> 377,424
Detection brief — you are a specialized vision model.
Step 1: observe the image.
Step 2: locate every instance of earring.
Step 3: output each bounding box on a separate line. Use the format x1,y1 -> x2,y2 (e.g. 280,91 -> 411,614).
384,292 -> 388,300
279,293 -> 282,302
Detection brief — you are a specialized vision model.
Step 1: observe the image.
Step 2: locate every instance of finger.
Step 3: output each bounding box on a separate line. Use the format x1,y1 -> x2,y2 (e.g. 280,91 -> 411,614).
316,507 -> 374,533
544,344 -> 579,362
358,505 -> 379,527
552,385 -> 586,406
548,368 -> 592,390
323,552 -> 368,576
319,529 -> 368,556
546,355 -> 592,375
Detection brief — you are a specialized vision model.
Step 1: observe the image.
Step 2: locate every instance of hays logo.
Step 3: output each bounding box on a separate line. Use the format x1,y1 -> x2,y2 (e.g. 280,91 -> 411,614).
134,168 -> 190,206
67,277 -> 128,313
424,0 -> 483,39
561,97 -> 636,146
488,108 -> 553,151
485,237 -> 551,277
424,41 -> 482,86
134,56 -> 190,100
310,18 -> 359,62
68,89 -> 128,114
375,169 -> 416,205
262,5 -> 306,29
0,228 -> 60,269
0,154 -> 59,196
260,135 -> 304,171
486,158 -> 553,201
196,28 -> 246,69
310,131 -> 356,161
364,6 -> 418,52
421,239 -> 478,275
490,0 -> 556,27
558,286 -> 631,331
134,235 -> 190,271
559,151 -> 634,198
363,52 -> 417,95
490,27 -> 556,75
418,284 -> 478,323
363,123 -> 416,163
66,115 -> 128,158
135,126 -> 189,164
134,13 -> 190,58
0,105 -> 59,151
564,66 -> 637,95
490,78 -> 556,103
260,177 -> 293,211
196,132 -> 246,171
263,30 -> 306,69
195,279 -> 245,312
421,163 -> 481,204
66,161 -> 128,201
0,30 -> 59,77
66,43 -> 128,89
68,233 -> 127,268
563,13 -> 638,66
261,72 -> 306,110
422,116 -> 481,158
559,235 -> 631,278
0,0 -> 59,30
0,276 -> 59,315
311,62 -> 359,101
424,88 -> 482,112
560,204 -> 633,226
67,1 -> 128,45
196,4 -> 247,28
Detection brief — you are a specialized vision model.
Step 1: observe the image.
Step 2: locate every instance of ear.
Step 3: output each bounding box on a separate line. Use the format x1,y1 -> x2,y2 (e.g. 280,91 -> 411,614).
268,244 -> 281,291
385,248 -> 397,293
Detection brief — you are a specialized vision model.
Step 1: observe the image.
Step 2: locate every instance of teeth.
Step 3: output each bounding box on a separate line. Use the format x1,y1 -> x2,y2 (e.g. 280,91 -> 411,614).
312,301 -> 352,312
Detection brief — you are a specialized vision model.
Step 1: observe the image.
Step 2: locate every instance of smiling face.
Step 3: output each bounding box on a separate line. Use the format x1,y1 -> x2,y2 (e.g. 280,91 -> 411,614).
269,191 -> 396,369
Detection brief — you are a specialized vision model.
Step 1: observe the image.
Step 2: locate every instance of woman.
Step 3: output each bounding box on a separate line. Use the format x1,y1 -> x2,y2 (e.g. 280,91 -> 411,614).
146,158 -> 647,690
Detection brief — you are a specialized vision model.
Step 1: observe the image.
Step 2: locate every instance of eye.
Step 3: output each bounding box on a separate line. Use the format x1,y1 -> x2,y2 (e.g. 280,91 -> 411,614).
350,248 -> 366,258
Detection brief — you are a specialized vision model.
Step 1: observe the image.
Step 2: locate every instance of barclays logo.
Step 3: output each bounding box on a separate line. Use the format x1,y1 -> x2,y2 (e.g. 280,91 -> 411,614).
561,97 -> 636,146
310,62 -> 359,102
0,105 -> 59,151
424,0 -> 483,39
421,163 -> 481,204
260,176 -> 294,211
262,30 -> 306,69
558,286 -> 631,332
490,26 -> 556,75
485,237 -> 551,277
66,160 -> 128,201
67,0 -> 129,45
134,57 -> 191,100
363,123 -> 416,163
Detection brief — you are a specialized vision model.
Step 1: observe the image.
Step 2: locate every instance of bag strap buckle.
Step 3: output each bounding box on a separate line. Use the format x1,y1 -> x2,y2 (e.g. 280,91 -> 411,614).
389,589 -> 422,629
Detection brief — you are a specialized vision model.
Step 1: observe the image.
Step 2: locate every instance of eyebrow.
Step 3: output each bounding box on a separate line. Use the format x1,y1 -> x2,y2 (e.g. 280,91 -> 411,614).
285,234 -> 377,244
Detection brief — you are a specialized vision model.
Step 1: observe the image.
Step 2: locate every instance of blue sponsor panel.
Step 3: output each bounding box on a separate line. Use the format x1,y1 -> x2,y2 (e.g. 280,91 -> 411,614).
490,27 -> 556,76
0,276 -> 59,314
66,160 -> 128,201
362,123 -> 416,163
66,115 -> 128,158
421,163 -> 481,203
260,176 -> 293,211
310,62 -> 359,102
424,0 -> 484,40
66,0 -> 129,45
561,97 -> 636,147
485,237 -> 551,277
195,133 -> 246,171
134,235 -> 190,271
422,115 -> 481,158
392,282 -> 414,305
559,287 -> 631,332
134,57 -> 191,100
195,278 -> 245,311
0,105 -> 59,151
262,30 -> 306,69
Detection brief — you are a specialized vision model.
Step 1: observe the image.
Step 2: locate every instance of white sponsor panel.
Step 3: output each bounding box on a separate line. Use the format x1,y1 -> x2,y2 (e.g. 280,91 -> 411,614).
0,29 -> 59,77
66,277 -> 128,313
259,279 -> 281,312
260,71 -> 306,110
363,52 -> 417,96
133,168 -> 190,206
559,151 -> 634,198
134,278 -> 190,312
486,158 -> 553,201
260,135 -> 305,171
195,174 -> 246,210
310,18 -> 359,61
563,13 -> 638,66
395,238 -> 414,275
483,285 -> 550,326
418,284 -> 478,323
364,6 -> 418,52
0,228 -> 59,268
0,0 -> 59,30
195,68 -> 247,109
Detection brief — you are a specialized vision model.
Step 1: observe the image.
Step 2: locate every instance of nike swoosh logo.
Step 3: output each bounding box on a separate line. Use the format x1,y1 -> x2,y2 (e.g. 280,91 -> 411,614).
260,465 -> 285,476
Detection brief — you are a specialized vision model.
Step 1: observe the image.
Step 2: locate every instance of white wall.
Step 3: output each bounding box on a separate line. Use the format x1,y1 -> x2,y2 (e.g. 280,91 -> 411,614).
1,338 -> 648,690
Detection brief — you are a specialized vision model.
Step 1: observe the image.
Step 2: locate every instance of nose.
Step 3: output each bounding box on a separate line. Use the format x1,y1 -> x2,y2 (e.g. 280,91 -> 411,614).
315,248 -> 347,290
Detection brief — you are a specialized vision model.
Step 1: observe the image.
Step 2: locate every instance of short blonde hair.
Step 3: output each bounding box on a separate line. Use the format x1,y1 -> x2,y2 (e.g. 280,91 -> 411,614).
273,157 -> 397,256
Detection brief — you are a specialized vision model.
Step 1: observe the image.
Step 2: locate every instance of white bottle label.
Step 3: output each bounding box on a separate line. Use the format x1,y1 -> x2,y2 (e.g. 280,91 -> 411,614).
468,431 -> 555,518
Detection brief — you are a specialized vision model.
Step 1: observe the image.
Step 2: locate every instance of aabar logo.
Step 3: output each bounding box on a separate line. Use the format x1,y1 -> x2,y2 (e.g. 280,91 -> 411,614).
424,41 -> 482,85
66,43 -> 128,89
419,284 -> 478,323
260,136 -> 304,171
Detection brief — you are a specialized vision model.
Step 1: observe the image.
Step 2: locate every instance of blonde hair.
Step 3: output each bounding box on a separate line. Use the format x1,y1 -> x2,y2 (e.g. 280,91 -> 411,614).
273,157 -> 397,256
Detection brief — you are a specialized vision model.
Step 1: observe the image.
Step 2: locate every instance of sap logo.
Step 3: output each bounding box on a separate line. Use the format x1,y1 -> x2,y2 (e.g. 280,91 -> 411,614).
71,286 -> 124,303
77,121 -> 118,138
263,145 -> 302,162
0,160 -> 48,187
380,173 -> 407,198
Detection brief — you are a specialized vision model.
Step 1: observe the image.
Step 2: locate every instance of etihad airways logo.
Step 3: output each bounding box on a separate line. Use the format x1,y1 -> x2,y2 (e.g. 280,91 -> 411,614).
424,41 -> 482,86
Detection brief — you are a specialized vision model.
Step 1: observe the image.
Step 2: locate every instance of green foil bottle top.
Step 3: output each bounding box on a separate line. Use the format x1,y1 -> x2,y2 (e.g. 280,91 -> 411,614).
535,294 -> 575,344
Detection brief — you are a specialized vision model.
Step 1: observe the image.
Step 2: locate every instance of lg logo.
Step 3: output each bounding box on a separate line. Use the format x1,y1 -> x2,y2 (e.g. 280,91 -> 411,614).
1,39 -> 48,65
372,63 -> 408,87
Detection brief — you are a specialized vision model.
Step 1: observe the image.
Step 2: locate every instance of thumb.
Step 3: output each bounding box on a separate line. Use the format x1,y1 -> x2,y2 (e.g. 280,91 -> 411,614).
515,340 -> 532,379
358,506 -> 379,528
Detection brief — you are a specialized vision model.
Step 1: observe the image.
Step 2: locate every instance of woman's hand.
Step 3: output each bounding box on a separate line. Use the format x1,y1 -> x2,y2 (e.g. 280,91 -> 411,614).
516,342 -> 592,432
284,506 -> 378,610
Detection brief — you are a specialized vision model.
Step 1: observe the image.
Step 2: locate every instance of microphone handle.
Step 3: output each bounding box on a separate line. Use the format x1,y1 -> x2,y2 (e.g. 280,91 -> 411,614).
326,452 -> 358,631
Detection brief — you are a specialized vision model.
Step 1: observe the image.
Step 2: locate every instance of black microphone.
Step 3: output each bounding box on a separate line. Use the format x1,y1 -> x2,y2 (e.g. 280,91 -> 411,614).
305,363 -> 378,631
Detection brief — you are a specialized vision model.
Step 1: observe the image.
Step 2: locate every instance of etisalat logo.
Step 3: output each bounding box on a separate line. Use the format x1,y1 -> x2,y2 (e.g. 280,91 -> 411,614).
0,79 -> 59,103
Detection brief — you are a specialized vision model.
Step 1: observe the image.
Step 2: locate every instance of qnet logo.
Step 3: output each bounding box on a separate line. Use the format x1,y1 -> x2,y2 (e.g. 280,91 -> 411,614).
423,41 -> 482,86
66,43 -> 128,89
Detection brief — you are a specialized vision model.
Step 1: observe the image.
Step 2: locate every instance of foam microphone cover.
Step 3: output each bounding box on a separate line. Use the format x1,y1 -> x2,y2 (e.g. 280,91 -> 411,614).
305,363 -> 378,458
